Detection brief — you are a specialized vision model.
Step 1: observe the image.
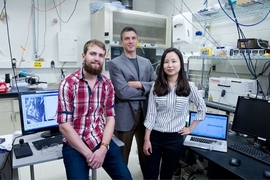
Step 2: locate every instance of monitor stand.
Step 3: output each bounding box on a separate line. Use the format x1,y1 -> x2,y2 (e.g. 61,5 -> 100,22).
40,128 -> 61,138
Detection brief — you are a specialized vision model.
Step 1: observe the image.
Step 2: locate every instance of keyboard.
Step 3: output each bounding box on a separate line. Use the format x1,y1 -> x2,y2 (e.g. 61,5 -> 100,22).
229,143 -> 270,165
191,137 -> 221,145
32,135 -> 63,150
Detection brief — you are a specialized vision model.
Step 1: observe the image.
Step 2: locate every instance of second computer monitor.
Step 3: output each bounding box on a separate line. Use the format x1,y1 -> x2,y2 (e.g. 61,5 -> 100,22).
18,90 -> 60,138
232,96 -> 270,142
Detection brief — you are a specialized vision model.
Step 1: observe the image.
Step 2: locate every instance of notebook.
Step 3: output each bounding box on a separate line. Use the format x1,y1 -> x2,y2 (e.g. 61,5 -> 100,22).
184,111 -> 229,152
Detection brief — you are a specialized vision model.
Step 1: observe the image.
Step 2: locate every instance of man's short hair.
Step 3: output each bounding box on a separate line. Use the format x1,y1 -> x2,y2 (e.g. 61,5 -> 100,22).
83,39 -> 106,55
120,27 -> 138,40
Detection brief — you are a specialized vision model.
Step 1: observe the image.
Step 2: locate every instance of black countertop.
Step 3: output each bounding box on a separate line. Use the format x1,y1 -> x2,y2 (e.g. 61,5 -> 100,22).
0,86 -> 58,99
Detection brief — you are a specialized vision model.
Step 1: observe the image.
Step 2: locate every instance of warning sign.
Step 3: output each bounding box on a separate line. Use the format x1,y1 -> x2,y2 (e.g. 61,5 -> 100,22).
34,61 -> 42,67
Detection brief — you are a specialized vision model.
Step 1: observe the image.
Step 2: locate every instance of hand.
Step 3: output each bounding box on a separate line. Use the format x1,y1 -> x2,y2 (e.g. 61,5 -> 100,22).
143,141 -> 152,156
128,81 -> 142,89
87,147 -> 107,169
179,127 -> 192,135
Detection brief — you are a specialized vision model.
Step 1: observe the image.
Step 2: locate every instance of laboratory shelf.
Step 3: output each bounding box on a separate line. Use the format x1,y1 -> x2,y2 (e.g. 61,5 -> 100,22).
188,55 -> 270,60
194,0 -> 270,23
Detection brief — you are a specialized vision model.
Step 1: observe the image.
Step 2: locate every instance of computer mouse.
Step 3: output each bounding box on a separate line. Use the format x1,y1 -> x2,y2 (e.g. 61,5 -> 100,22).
264,170 -> 270,179
229,157 -> 241,166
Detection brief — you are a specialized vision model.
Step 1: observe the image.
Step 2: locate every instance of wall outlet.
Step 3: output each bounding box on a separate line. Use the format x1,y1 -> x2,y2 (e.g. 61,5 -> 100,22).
50,60 -> 55,68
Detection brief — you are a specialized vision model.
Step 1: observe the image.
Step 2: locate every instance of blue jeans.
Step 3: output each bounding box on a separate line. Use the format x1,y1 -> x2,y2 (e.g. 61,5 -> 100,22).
62,140 -> 132,180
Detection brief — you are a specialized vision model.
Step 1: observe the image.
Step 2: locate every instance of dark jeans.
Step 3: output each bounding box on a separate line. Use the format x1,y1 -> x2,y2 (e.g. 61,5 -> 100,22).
62,140 -> 132,180
145,130 -> 184,180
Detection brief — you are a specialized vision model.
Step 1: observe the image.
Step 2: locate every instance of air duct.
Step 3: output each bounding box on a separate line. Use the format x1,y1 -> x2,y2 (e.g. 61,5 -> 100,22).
118,0 -> 133,10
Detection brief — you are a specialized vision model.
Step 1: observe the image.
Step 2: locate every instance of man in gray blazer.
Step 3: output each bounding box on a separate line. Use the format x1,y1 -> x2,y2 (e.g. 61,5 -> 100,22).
108,27 -> 156,178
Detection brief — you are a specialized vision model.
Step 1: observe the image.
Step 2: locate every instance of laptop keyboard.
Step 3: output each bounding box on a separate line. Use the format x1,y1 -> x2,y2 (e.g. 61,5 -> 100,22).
190,137 -> 221,145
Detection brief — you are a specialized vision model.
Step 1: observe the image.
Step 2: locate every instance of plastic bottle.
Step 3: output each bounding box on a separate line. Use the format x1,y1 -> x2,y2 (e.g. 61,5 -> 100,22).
200,31 -> 213,56
192,31 -> 203,56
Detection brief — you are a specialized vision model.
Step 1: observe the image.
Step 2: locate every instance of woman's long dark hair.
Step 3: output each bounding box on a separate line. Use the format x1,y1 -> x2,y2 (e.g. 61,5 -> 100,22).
154,47 -> 190,97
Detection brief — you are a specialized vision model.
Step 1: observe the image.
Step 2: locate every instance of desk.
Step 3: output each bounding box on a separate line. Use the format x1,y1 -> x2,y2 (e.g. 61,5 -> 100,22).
12,132 -> 124,180
189,135 -> 270,179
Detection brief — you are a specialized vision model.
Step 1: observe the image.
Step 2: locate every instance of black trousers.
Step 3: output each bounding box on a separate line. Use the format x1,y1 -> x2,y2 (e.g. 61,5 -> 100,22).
145,130 -> 184,180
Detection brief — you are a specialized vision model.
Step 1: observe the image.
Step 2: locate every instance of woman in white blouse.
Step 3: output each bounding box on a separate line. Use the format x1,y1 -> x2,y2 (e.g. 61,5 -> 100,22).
143,47 -> 207,180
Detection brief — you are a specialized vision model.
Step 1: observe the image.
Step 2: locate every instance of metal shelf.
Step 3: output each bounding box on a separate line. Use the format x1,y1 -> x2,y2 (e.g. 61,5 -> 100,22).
188,55 -> 270,60
193,0 -> 270,23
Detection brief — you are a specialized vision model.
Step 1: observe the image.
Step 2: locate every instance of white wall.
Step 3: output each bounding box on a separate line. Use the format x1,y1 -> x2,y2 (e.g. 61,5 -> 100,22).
0,0 -> 92,83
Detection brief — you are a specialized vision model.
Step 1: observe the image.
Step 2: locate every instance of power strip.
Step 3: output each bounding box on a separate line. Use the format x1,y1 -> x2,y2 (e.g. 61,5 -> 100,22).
229,49 -> 266,56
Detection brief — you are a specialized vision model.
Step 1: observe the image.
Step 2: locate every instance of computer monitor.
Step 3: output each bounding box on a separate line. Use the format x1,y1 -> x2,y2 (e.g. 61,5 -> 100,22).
18,90 -> 60,138
232,96 -> 270,142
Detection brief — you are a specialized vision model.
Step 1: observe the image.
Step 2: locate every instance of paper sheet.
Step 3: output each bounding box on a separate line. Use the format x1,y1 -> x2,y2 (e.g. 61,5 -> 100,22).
0,134 -> 13,151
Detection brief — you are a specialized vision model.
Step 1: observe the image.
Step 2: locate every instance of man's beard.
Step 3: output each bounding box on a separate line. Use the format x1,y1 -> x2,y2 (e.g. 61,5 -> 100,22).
84,62 -> 103,75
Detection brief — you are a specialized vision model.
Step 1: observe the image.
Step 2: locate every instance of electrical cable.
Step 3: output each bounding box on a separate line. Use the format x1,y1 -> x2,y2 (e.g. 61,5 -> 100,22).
37,0 -> 47,57
33,0 -> 65,12
3,0 -> 19,93
53,0 -> 78,23
35,0 -> 40,55
226,0 -> 267,99
257,39 -> 269,49
0,134 -> 23,180
31,0 -> 37,55
217,0 -> 270,27
16,6 -> 33,74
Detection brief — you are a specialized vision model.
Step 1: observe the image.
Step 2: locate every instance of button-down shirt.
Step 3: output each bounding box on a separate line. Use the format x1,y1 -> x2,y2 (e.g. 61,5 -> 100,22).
144,82 -> 206,133
57,68 -> 115,150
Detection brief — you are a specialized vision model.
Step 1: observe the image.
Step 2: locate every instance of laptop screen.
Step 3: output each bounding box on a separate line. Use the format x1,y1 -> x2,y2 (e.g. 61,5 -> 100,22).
189,112 -> 228,140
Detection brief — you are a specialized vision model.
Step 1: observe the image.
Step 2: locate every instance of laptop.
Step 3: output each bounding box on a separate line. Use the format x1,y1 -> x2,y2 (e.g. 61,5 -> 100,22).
184,111 -> 229,152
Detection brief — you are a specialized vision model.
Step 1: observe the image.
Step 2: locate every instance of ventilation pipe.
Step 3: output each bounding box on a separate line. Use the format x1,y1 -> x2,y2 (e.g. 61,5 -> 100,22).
118,0 -> 133,10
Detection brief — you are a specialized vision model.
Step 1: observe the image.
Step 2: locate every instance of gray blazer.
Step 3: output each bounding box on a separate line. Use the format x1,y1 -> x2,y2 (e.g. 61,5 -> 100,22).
108,53 -> 157,131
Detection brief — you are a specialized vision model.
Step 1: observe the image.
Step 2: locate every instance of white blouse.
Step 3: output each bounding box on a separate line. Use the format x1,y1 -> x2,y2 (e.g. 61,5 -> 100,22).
144,82 -> 207,133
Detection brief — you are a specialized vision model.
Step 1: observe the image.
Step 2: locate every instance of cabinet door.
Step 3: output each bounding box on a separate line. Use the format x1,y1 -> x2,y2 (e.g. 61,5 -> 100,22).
0,99 -> 13,135
0,99 -> 13,112
12,99 -> 22,132
0,112 -> 14,135
14,112 -> 22,132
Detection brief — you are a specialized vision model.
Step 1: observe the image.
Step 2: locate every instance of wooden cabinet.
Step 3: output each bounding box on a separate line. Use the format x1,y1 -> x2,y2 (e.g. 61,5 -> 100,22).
0,98 -> 21,135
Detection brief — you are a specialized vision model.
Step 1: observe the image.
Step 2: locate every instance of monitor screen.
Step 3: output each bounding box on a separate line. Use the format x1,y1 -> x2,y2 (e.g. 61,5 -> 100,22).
232,96 -> 270,142
18,90 -> 60,138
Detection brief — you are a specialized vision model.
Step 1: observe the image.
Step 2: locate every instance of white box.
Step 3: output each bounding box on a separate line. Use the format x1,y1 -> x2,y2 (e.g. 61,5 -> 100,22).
58,32 -> 78,62
172,12 -> 193,44
208,77 -> 257,107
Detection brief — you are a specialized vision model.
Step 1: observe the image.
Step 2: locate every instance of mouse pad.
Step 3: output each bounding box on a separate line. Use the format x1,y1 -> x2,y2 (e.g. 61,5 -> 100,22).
13,142 -> 33,159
